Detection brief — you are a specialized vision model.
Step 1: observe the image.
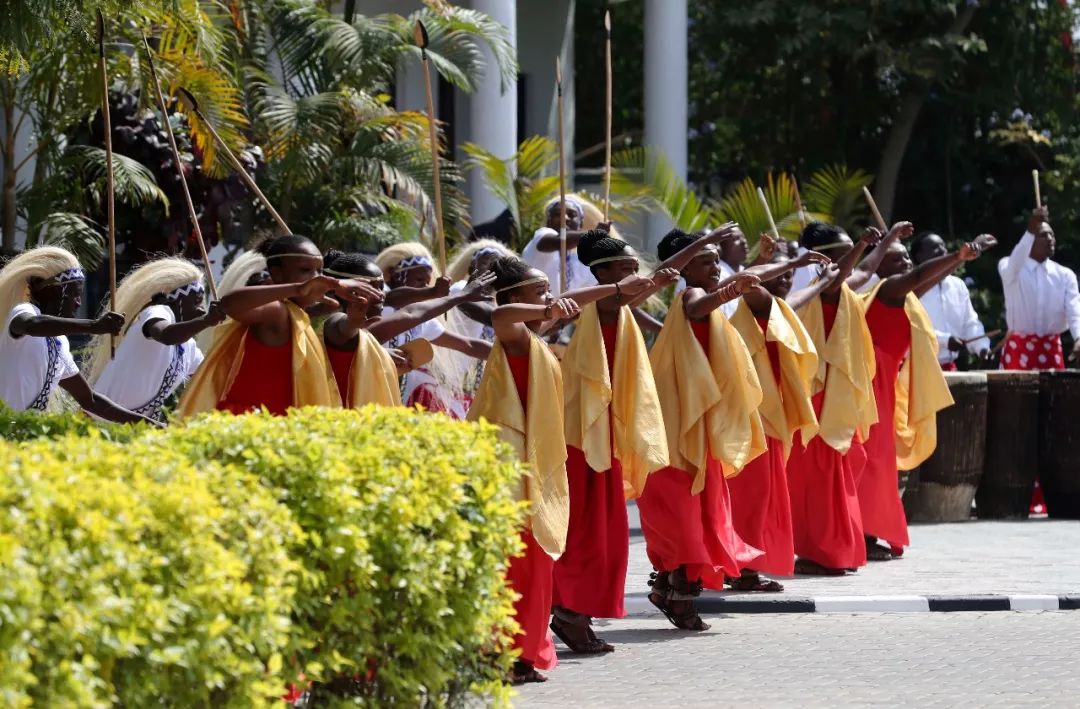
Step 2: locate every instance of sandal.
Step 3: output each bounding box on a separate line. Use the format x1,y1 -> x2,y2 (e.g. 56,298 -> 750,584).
664,567 -> 709,631
794,558 -> 847,576
509,660 -> 548,685
647,570 -> 672,615
865,540 -> 893,562
550,609 -> 614,654
728,572 -> 784,592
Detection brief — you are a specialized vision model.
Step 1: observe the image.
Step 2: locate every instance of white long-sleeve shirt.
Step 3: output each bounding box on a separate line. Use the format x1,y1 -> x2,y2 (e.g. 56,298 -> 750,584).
919,276 -> 990,364
521,227 -> 597,295
998,231 -> 1080,339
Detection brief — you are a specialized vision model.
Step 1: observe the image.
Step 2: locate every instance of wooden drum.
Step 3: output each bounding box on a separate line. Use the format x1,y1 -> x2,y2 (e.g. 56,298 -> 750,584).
905,372 -> 987,522
976,371 -> 1039,519
1038,370 -> 1080,519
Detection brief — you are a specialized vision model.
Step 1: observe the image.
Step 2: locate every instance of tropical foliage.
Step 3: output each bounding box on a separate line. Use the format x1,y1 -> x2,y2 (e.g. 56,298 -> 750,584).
1,0 -> 517,269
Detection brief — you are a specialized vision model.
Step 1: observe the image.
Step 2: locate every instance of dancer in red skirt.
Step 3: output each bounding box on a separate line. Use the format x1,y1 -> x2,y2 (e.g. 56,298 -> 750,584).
860,228 -> 996,559
468,256 -> 650,680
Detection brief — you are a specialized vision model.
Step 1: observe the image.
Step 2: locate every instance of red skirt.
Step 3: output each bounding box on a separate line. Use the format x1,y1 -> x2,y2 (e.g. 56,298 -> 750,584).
551,446 -> 628,619
726,436 -> 794,576
858,358 -> 910,549
506,531 -> 557,670
787,428 -> 868,570
638,459 -> 762,590
1001,332 -> 1064,371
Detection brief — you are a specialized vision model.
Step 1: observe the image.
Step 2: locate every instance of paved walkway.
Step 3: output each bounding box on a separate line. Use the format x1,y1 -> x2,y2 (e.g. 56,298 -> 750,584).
516,611 -> 1080,707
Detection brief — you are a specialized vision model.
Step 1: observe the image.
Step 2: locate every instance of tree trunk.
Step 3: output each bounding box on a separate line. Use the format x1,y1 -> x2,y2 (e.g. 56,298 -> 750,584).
874,3 -> 979,222
343,0 -> 356,25
2,80 -> 17,254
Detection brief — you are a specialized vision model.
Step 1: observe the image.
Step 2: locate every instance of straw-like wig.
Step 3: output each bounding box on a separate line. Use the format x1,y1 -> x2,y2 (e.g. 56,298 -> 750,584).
0,246 -> 81,320
445,238 -> 516,284
375,242 -> 439,286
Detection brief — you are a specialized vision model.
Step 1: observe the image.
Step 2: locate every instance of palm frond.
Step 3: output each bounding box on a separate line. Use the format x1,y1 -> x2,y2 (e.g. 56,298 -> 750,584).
715,173 -> 799,248
611,147 -> 713,233
62,145 -> 169,212
30,212 -> 106,269
462,141 -> 519,228
803,164 -> 874,234
391,7 -> 518,93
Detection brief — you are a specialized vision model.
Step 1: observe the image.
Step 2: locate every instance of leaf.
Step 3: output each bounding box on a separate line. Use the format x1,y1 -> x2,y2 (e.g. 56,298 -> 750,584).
803,164 -> 874,235
62,145 -> 169,212
611,147 -> 713,232
31,212 -> 105,269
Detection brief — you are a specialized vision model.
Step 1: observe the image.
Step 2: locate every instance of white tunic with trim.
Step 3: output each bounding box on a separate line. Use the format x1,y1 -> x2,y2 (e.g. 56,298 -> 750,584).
0,303 -> 79,411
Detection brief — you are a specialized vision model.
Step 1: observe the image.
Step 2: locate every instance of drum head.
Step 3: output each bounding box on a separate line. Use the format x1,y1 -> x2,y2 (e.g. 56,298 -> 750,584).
399,338 -> 434,370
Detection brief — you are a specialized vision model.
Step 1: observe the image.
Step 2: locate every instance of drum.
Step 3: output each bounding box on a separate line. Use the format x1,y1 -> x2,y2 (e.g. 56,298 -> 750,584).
904,372 -> 987,522
1038,370 -> 1080,519
976,371 -> 1039,519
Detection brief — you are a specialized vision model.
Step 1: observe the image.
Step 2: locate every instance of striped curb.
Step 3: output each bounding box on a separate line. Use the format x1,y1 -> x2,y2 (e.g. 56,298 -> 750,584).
624,592 -> 1080,615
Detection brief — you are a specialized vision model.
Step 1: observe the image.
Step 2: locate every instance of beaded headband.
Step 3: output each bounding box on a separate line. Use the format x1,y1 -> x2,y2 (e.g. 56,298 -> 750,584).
586,253 -> 638,267
472,247 -> 501,264
41,267 -> 86,286
323,267 -> 381,282
495,276 -> 548,294
395,255 -> 433,271
164,281 -> 204,302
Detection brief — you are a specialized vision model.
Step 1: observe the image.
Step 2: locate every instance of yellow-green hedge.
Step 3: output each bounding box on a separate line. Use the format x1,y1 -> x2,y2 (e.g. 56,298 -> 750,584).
0,406 -> 527,707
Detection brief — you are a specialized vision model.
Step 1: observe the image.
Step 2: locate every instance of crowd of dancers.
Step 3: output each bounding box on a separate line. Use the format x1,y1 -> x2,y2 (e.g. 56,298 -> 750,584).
4,196 -> 1079,684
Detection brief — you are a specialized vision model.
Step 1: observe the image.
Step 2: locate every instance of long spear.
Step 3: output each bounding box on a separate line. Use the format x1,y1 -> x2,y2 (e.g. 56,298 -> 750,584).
142,35 -> 218,299
176,87 -> 290,235
96,11 -> 117,358
413,21 -> 447,273
603,10 -> 613,221
556,57 -> 568,293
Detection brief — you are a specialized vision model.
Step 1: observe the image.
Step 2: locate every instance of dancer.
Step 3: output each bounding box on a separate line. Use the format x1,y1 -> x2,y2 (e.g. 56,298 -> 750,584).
178,235 -> 378,416
375,243 -> 492,417
86,258 -> 224,422
321,250 -> 494,408
787,223 -> 882,575
860,229 -> 995,559
639,228 -> 765,630
467,256 -> 648,682
521,197 -> 595,294
552,227 -> 730,649
725,248 -> 828,590
0,246 -> 156,424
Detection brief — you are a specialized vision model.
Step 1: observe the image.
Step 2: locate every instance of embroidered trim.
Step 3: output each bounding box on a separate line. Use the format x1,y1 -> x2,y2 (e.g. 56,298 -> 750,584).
28,337 -> 61,411
164,281 -> 204,302
41,268 -> 86,286
395,255 -> 433,271
133,343 -> 185,422
472,247 -> 501,264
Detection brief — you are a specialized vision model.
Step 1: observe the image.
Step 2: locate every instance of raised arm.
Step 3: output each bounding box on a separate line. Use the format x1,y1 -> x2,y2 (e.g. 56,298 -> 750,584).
879,235 -> 997,305
788,264 -> 841,311
684,273 -> 761,320
847,221 -> 913,291
626,224 -> 740,308
826,228 -> 881,294
743,250 -> 830,285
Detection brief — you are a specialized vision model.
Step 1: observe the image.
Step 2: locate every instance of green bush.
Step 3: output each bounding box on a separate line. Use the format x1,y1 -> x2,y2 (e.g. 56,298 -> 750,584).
0,404 -> 145,443
0,406 -> 527,707
0,433 -> 302,707
157,406 -> 526,706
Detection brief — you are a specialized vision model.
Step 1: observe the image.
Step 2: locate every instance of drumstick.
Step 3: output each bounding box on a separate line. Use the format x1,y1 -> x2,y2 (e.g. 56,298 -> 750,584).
961,329 -> 1002,346
1033,169 -> 1041,209
991,330 -> 1013,354
793,176 -> 808,227
862,186 -> 888,231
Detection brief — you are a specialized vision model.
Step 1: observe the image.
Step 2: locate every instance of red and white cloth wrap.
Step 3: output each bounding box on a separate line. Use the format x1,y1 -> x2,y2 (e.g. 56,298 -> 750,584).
1000,333 -> 1064,371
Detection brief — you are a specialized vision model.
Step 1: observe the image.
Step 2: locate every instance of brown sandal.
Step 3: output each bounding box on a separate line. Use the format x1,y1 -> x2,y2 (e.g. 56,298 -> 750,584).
509,660 -> 548,685
728,572 -> 784,592
550,608 -> 614,654
794,558 -> 847,576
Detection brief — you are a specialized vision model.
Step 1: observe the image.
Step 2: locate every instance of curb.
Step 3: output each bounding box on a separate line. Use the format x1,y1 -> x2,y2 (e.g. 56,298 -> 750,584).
624,592 -> 1080,615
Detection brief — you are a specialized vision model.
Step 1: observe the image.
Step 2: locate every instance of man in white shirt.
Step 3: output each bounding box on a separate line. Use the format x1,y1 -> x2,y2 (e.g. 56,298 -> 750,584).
998,207 -> 1080,370
521,197 -> 597,294
911,232 -> 991,370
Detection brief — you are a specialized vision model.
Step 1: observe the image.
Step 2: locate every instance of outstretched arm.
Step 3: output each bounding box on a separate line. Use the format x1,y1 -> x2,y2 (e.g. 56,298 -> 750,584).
684,273 -> 761,320
743,249 -> 830,285
879,235 -> 997,306
10,310 -> 123,339
59,374 -> 159,426
626,223 -> 740,307
826,228 -> 880,294
492,298 -> 581,355
383,276 -> 452,309
366,272 -> 495,344
847,221 -> 913,291
144,302 -> 226,346
788,264 -> 841,311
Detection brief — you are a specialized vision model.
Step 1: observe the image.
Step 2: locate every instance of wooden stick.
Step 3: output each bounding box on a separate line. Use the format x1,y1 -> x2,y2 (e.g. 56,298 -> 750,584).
556,56 -> 568,294
603,10 -> 612,221
142,36 -> 218,300
962,329 -> 1002,346
792,175 -> 807,227
176,87 -> 290,235
414,21 -> 447,273
862,186 -> 888,231
1032,169 -> 1041,209
756,186 -> 781,242
97,11 -> 117,359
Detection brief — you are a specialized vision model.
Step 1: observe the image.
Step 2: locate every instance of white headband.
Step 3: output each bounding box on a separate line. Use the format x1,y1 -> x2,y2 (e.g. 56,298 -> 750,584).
396,255 -> 433,271
164,281 -> 205,302
42,267 -> 86,285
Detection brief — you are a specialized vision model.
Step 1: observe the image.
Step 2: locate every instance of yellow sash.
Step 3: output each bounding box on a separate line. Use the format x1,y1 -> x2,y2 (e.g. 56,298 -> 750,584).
862,281 -> 954,469
342,329 -> 402,408
729,297 -> 819,456
650,295 -> 766,493
562,303 -> 668,499
796,284 -> 878,452
178,302 -> 341,416
467,336 -> 569,558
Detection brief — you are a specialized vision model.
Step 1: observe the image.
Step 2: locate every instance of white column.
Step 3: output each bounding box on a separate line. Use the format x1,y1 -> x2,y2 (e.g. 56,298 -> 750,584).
466,0 -> 518,225
643,0 -> 687,247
